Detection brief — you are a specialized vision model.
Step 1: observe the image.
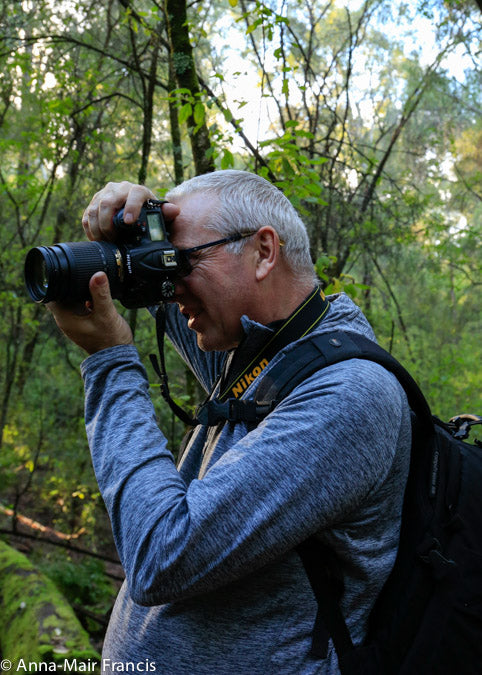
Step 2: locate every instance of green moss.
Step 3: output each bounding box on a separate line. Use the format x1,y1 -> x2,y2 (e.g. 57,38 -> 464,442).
0,541 -> 100,666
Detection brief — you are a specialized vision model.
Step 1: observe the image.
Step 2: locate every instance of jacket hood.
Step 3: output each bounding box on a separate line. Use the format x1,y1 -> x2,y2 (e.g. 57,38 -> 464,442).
320,292 -> 377,342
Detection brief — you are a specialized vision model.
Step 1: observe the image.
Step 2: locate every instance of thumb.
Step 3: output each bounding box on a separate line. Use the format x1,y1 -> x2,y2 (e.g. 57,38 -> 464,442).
89,272 -> 113,308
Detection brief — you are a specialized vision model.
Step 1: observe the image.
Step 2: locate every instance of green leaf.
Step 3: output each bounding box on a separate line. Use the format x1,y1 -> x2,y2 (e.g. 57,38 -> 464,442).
193,102 -> 205,126
246,18 -> 263,34
282,157 -> 295,176
221,149 -> 234,169
179,103 -> 193,125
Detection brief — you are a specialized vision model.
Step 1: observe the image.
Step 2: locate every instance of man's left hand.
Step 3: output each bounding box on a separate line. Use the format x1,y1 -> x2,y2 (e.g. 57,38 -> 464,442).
48,272 -> 133,355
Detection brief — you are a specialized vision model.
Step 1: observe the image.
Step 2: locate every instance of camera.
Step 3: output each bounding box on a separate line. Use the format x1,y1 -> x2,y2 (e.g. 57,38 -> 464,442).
24,200 -> 181,308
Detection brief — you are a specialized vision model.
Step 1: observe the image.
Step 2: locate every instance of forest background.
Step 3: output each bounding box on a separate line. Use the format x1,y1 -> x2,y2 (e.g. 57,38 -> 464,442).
0,0 -> 481,657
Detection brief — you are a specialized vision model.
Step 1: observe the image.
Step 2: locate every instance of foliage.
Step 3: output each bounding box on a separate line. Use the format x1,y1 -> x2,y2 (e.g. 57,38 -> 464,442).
0,0 -> 480,647
366,239 -> 481,420
38,553 -> 116,634
0,540 -> 100,663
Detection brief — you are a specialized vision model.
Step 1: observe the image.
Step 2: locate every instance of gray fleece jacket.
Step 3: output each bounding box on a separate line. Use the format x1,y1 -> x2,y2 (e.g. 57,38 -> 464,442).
81,293 -> 411,674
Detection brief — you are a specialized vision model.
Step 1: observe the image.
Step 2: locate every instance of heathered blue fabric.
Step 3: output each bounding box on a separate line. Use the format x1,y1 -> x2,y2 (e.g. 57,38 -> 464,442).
81,293 -> 411,674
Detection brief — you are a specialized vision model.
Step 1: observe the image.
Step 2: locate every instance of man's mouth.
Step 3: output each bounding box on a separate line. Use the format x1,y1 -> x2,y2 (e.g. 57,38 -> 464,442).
188,311 -> 202,330
180,306 -> 202,330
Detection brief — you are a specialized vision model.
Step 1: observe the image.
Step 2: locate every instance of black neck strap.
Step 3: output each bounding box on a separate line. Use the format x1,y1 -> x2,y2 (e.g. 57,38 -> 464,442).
150,287 -> 330,427
218,287 -> 329,402
150,306 -> 198,426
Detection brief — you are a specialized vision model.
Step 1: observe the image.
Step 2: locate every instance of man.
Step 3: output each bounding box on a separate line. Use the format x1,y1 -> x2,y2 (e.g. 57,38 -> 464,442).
50,170 -> 411,673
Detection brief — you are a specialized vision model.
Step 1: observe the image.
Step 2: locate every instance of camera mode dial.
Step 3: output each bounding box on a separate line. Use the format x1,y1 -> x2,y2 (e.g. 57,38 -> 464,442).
161,280 -> 175,299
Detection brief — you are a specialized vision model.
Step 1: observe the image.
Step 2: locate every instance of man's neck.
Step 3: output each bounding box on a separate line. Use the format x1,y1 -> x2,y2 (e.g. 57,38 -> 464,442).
246,273 -> 316,327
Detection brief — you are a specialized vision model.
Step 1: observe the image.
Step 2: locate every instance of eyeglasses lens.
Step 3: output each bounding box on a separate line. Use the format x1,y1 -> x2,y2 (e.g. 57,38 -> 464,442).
176,252 -> 193,278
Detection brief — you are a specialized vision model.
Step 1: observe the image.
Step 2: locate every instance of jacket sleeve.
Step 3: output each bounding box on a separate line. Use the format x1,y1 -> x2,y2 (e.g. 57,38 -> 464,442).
81,344 -> 410,606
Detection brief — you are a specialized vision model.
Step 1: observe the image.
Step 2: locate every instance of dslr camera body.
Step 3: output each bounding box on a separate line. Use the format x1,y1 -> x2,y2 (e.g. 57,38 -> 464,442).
25,200 -> 180,308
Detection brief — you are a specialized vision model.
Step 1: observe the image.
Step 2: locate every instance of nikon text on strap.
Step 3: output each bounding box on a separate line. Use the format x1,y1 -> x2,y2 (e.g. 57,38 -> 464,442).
196,287 -> 330,426
150,287 -> 330,427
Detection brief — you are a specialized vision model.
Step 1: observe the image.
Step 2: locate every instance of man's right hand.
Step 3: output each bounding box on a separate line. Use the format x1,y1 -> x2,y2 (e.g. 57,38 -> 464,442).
82,181 -> 182,242
82,181 -> 157,241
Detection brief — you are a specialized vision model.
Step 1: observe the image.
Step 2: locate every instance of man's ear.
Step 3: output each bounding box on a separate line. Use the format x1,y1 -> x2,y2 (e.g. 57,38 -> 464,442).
254,226 -> 281,281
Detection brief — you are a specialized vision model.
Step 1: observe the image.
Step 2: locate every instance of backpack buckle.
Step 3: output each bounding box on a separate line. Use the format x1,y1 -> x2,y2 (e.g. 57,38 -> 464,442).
418,537 -> 458,580
196,399 -> 275,426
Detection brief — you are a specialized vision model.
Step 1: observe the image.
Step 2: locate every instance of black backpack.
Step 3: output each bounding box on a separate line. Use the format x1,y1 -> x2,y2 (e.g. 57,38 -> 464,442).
198,329 -> 482,674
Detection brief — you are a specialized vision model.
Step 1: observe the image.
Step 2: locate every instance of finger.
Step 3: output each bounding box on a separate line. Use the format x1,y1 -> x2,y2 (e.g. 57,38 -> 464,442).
82,182 -> 129,240
162,202 -> 180,225
82,182 -> 158,241
122,184 -> 158,225
46,301 -> 91,349
88,271 -> 115,310
90,182 -> 134,241
81,182 -> 135,241
82,187 -> 105,241
87,273 -> 134,351
47,299 -> 91,317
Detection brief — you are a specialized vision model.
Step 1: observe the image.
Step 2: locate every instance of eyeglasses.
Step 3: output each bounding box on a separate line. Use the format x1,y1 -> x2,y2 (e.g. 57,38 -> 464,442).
176,231 -> 256,278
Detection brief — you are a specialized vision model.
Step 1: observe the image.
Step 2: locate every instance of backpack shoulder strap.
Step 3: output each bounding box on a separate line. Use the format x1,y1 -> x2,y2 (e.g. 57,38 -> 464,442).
255,330 -> 433,430
196,329 -> 437,664
264,330 -> 433,664
196,330 -> 434,429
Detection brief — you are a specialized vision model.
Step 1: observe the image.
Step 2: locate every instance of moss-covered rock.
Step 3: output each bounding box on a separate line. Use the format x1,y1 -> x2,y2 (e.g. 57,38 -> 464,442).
0,540 -> 100,669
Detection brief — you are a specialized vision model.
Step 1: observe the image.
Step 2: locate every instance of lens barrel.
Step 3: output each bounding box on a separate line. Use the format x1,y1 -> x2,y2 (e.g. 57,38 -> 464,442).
24,241 -> 123,304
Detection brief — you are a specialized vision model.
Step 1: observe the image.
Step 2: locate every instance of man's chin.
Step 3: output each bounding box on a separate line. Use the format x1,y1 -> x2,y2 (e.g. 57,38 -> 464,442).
196,333 -> 217,352
195,332 -> 239,353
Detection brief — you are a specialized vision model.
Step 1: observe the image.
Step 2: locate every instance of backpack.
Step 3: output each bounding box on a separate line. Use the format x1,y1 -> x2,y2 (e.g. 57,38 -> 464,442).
197,329 -> 482,674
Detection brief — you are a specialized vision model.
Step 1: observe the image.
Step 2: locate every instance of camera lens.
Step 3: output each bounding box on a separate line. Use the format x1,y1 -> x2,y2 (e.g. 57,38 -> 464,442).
28,249 -> 50,295
24,241 -> 123,303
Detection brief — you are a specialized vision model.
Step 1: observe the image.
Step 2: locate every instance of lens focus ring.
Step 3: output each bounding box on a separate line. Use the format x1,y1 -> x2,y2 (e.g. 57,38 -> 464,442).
24,241 -> 123,303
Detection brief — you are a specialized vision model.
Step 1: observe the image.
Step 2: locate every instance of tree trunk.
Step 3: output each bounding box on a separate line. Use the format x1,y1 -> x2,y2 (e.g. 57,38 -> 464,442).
168,53 -> 185,186
164,0 -> 214,175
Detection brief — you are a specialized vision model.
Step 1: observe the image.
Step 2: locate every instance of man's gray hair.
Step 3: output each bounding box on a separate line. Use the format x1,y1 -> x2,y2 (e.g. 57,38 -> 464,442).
166,170 -> 315,278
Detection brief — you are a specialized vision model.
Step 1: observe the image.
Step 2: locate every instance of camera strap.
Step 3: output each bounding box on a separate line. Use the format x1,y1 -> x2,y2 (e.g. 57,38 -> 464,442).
196,287 -> 330,425
150,287 -> 330,427
217,287 -> 329,403
150,305 -> 198,426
